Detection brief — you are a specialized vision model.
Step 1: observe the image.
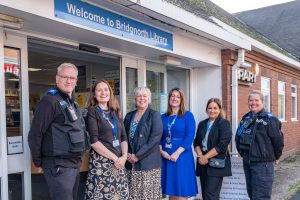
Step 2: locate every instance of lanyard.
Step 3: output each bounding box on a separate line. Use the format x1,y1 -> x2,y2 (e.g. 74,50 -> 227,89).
167,115 -> 178,137
202,120 -> 214,151
206,120 -> 213,134
98,107 -> 117,139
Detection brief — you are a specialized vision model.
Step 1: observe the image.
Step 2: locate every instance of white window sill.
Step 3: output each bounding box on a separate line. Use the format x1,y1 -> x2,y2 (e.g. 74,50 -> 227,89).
279,119 -> 287,123
291,119 -> 298,122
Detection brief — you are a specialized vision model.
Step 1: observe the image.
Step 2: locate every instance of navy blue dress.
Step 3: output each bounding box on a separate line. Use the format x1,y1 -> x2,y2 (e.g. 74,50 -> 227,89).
161,111 -> 198,197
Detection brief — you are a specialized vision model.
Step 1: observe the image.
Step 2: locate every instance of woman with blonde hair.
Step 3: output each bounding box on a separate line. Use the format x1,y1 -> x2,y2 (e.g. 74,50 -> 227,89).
235,90 -> 284,199
124,86 -> 163,199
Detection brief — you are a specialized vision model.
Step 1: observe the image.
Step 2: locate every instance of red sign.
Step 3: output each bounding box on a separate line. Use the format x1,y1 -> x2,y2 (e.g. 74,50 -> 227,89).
4,63 -> 20,77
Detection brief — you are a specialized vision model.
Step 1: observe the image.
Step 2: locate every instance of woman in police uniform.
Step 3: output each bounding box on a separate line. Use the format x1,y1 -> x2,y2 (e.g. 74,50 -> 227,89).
84,80 -> 129,200
235,90 -> 284,200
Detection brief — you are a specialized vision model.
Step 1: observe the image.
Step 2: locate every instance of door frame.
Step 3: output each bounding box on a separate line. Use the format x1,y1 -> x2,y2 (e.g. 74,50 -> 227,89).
0,29 -> 31,200
121,56 -> 146,116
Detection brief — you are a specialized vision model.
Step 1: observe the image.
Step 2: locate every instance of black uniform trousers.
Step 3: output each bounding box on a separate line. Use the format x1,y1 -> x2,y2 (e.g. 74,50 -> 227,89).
43,166 -> 80,200
243,155 -> 274,200
199,164 -> 223,200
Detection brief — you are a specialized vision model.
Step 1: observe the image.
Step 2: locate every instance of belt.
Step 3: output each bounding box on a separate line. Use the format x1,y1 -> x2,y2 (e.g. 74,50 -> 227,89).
163,137 -> 183,141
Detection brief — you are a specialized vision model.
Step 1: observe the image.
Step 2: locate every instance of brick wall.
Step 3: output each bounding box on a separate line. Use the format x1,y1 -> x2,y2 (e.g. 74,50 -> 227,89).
222,49 -> 300,156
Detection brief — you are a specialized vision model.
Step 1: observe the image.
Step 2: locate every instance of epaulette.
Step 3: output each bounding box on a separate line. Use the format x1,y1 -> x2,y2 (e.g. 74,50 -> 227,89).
266,112 -> 273,119
48,88 -> 58,95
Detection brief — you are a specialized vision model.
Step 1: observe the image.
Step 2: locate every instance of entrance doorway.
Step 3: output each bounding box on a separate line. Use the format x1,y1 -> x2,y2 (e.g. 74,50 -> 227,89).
28,39 -> 121,199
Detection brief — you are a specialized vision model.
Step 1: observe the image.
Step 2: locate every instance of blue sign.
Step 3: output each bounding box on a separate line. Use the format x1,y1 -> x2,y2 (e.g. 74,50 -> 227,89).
54,0 -> 173,51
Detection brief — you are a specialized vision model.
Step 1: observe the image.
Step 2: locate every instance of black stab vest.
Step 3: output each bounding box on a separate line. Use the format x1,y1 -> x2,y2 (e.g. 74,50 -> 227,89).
42,93 -> 88,158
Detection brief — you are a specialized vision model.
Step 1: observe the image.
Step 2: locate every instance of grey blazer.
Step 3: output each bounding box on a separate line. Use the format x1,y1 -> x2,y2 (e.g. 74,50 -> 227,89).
124,107 -> 163,171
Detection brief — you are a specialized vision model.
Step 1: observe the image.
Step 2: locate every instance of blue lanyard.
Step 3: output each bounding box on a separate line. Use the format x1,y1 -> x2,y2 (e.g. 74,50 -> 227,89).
98,107 -> 117,139
167,115 -> 178,136
206,120 -> 213,134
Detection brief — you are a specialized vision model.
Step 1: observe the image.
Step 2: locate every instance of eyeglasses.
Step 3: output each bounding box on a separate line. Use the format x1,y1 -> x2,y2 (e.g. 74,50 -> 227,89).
58,75 -> 77,82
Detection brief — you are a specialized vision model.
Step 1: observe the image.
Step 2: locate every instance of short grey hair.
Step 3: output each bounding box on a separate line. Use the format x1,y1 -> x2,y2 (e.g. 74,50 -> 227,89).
57,63 -> 78,76
248,90 -> 264,102
134,86 -> 151,104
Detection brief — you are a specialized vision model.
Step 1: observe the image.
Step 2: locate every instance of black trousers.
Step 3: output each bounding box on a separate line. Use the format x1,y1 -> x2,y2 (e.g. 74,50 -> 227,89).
243,156 -> 274,200
43,166 -> 80,200
199,165 -> 223,200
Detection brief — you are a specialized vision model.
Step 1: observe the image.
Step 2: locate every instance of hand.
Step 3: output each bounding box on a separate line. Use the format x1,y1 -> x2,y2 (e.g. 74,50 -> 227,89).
170,151 -> 180,162
118,155 -> 127,168
131,154 -> 139,162
275,160 -> 280,165
113,156 -> 123,170
161,150 -> 171,160
127,153 -> 138,163
127,153 -> 135,164
199,155 -> 209,165
36,167 -> 43,173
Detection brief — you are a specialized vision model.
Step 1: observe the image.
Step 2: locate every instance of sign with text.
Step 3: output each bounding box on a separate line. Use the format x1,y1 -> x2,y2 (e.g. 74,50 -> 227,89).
220,156 -> 250,200
54,0 -> 173,50
238,68 -> 256,84
4,63 -> 20,77
7,136 -> 23,155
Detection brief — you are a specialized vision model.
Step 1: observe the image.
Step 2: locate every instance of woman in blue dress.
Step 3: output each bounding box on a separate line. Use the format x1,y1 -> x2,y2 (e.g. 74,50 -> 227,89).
160,88 -> 198,199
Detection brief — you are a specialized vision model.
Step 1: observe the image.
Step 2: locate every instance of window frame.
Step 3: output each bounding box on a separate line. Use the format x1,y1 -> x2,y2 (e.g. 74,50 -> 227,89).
291,84 -> 297,120
278,81 -> 286,120
261,77 -> 271,112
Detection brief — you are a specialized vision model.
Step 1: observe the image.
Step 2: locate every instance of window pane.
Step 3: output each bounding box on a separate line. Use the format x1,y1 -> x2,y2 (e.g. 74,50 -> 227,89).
4,47 -> 22,139
263,93 -> 270,112
146,70 -> 164,112
278,94 -> 285,119
261,78 -> 270,90
8,173 -> 23,200
126,68 -> 137,112
292,86 -> 296,94
167,67 -> 190,109
278,82 -> 285,92
292,96 -> 297,119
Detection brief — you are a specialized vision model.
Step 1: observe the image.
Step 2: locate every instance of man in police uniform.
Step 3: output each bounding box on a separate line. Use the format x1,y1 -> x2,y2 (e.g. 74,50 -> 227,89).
28,63 -> 88,200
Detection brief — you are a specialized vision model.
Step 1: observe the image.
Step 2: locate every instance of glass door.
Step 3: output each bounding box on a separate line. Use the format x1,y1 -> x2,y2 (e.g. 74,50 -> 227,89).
0,30 -> 31,200
121,57 -> 145,116
146,61 -> 167,114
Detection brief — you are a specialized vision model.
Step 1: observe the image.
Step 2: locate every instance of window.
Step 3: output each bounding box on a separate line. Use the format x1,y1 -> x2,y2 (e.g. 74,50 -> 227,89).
291,85 -> 297,120
261,77 -> 271,112
146,61 -> 166,113
278,81 -> 285,120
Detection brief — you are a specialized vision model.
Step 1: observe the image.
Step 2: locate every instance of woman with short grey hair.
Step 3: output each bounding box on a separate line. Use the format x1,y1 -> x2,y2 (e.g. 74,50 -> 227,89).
124,86 -> 163,199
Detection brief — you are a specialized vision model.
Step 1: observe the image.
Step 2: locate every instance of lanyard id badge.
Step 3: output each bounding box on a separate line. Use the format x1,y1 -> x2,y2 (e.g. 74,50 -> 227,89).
112,139 -> 120,147
98,107 -> 119,148
165,115 -> 177,149
165,142 -> 172,149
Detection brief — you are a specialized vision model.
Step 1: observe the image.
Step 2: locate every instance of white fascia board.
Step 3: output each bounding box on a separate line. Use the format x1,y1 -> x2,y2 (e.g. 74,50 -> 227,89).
211,17 -> 300,69
129,0 -> 251,50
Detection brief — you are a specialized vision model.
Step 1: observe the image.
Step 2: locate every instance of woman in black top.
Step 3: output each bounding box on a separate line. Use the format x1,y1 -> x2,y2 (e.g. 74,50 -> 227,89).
235,90 -> 284,200
124,86 -> 163,200
84,80 -> 129,200
194,98 -> 232,200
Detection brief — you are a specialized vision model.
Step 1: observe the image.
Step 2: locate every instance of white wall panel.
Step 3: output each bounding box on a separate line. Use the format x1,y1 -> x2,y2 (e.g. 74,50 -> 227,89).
190,66 -> 222,124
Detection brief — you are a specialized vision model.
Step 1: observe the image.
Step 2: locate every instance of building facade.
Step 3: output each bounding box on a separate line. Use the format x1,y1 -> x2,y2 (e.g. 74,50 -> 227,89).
0,0 -> 299,199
